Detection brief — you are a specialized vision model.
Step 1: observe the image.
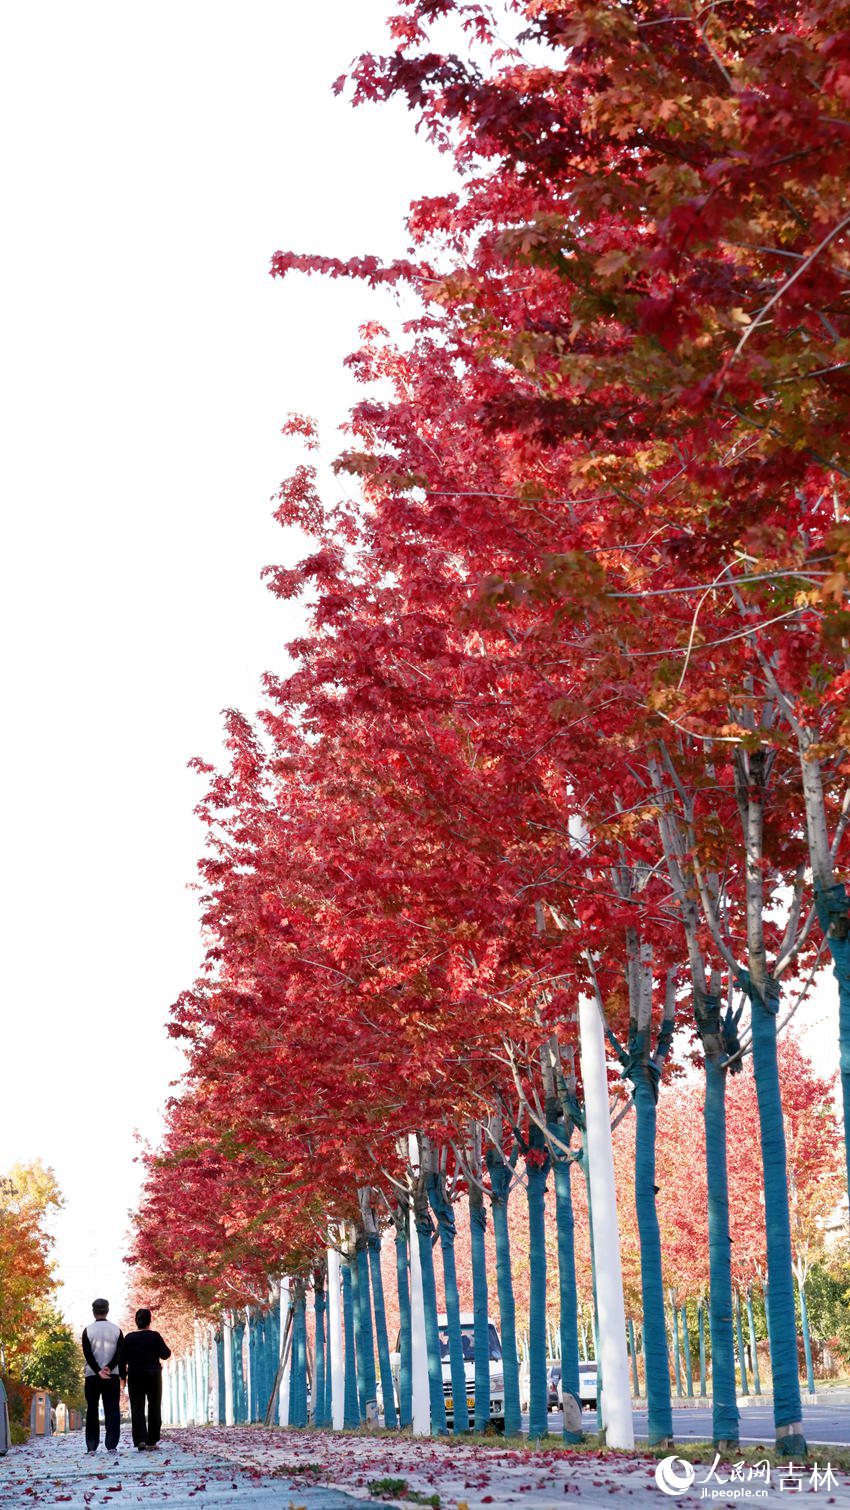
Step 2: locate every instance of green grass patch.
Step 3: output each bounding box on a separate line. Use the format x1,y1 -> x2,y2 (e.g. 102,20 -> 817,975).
368,1478 -> 440,1506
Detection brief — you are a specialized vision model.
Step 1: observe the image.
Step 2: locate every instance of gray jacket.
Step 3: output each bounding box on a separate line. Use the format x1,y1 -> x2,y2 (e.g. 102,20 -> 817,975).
81,1319 -> 123,1377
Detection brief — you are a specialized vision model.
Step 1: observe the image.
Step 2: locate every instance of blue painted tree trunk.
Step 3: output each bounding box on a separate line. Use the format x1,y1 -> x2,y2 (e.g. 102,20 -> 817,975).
342,1262 -> 359,1429
670,1295 -> 683,1399
799,1277 -> 815,1396
324,1292 -> 333,1429
682,1307 -> 693,1397
270,1305 -> 281,1425
815,883 -> 850,1196
550,1120 -> 582,1442
634,1076 -> 673,1443
350,1247 -> 368,1422
426,1173 -> 468,1434
747,1288 -> 762,1395
233,1320 -> 247,1424
314,1291 -> 327,1427
698,1302 -> 706,1399
627,1317 -> 639,1398
246,1312 -> 256,1421
735,1292 -> 749,1396
525,1146 -> 550,1441
253,1313 -> 265,1422
704,1055 -> 740,1444
486,1154 -> 522,1437
256,1310 -> 265,1420
356,1240 -> 378,1416
748,987 -> 806,1452
294,1292 -> 308,1427
395,1220 -> 413,1428
469,1194 -> 491,1433
368,1233 -> 398,1428
288,1308 -> 298,1425
415,1211 -> 447,1434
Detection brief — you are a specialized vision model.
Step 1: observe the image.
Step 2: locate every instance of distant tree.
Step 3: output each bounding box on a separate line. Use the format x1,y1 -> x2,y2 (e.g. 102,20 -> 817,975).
21,1306 -> 84,1406
804,1244 -> 850,1370
0,1161 -> 61,1371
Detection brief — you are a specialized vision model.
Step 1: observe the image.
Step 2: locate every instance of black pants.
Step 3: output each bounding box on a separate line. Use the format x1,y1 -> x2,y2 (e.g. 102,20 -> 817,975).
84,1374 -> 120,1451
128,1369 -> 163,1446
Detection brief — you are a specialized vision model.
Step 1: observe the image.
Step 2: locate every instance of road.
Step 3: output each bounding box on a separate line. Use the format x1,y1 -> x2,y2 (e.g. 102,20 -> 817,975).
526,1401 -> 850,1446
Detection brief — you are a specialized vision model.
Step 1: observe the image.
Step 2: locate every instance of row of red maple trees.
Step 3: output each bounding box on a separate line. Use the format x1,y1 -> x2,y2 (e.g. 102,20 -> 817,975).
131,0 -> 850,1455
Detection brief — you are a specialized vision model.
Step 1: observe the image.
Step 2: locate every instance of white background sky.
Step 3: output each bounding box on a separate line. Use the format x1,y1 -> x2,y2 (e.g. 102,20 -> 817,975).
0,1 -> 841,1336
0,0 -> 449,1326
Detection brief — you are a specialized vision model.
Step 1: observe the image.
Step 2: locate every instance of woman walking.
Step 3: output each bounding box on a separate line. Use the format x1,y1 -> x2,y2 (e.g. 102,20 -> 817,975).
120,1308 -> 172,1450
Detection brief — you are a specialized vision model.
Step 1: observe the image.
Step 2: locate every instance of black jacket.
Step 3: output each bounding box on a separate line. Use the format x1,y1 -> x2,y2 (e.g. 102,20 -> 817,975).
119,1329 -> 172,1380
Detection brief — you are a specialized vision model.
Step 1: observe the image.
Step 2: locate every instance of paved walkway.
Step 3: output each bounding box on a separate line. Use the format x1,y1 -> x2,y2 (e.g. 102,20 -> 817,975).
181,1425 -> 850,1508
7,1427 -> 850,1508
0,1432 -> 371,1508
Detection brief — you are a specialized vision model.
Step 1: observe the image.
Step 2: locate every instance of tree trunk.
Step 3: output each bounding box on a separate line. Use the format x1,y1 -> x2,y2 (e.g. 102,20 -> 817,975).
469,1188 -> 491,1433
314,1290 -> 327,1428
737,747 -> 807,1456
634,1075 -> 673,1444
233,1318 -> 246,1424
746,1287 -> 762,1395
697,1301 -> 706,1399
669,1291 -> 683,1398
294,1289 -> 309,1427
413,1185 -> 447,1435
216,1330 -> 226,1425
486,1151 -> 522,1436
342,1261 -> 359,1429
525,1132 -> 550,1441
735,1291 -> 749,1396
426,1164 -> 469,1434
578,988 -> 634,1448
394,1215 -> 413,1428
551,1131 -> 583,1441
749,994 -> 806,1452
682,1306 -> 693,1397
355,1237 -> 378,1418
350,1245 -> 368,1421
798,1268 -> 815,1396
368,1234 -> 398,1428
702,1039 -> 740,1445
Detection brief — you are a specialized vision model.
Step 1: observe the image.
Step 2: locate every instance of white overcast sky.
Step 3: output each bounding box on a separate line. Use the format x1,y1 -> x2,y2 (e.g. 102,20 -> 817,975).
0,2 -> 841,1334
0,0 -> 450,1325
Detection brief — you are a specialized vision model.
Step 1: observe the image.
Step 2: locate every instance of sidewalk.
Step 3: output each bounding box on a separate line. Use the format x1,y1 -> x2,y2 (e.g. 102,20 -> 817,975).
0,1431 -> 370,1508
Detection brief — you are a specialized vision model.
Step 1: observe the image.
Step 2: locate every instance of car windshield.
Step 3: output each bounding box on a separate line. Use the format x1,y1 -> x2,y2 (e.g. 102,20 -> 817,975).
437,1325 -> 502,1362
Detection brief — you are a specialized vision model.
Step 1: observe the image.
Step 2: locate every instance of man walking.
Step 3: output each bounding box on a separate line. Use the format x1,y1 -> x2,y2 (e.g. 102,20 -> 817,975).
81,1298 -> 123,1453
119,1308 -> 171,1450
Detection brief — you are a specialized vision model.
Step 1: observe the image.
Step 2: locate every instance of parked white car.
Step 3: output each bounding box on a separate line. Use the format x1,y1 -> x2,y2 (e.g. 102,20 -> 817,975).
391,1312 -> 505,1431
560,1360 -> 598,1411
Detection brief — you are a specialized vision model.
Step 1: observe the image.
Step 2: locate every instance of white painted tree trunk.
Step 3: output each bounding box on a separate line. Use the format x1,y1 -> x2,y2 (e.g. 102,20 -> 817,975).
408,1132 -> 431,1435
162,1362 -> 171,1425
327,1247 -> 345,1430
579,988 -> 635,1449
222,1313 -> 235,1427
244,1307 -> 253,1423
209,1329 -> 220,1425
194,1320 -> 205,1424
278,1279 -> 291,1427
